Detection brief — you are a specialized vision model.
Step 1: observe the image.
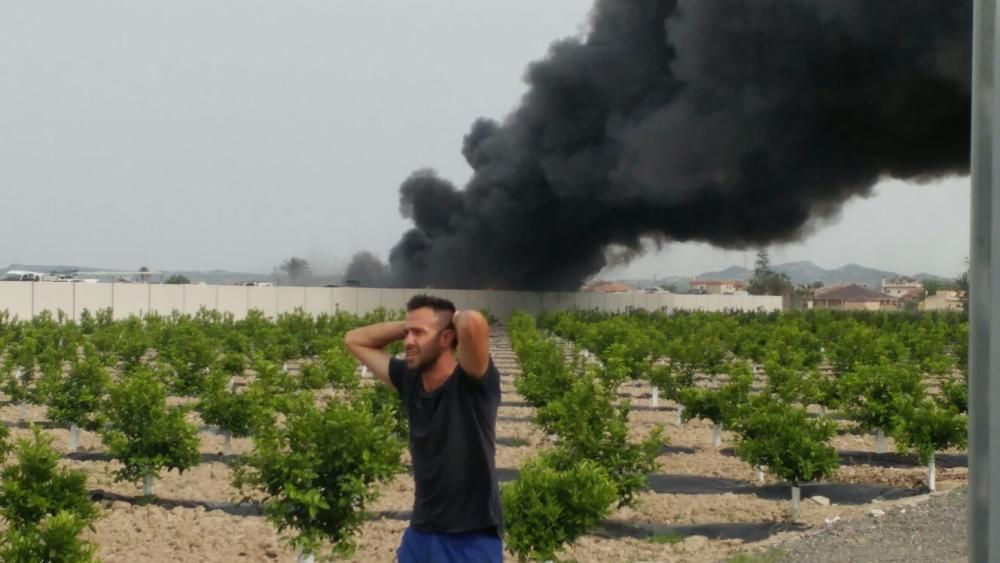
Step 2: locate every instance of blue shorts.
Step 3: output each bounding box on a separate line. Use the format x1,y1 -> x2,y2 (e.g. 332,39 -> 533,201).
397,527 -> 503,563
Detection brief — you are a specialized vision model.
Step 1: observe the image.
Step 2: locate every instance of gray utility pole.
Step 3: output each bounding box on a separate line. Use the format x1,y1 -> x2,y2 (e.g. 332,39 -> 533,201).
970,1 -> 997,561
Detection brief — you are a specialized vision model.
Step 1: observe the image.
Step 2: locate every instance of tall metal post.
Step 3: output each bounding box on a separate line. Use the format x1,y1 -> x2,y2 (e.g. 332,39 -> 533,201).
970,1 -> 998,560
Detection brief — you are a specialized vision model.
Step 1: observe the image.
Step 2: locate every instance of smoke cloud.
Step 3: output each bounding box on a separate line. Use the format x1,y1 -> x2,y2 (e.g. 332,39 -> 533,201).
381,0 -> 971,290
343,251 -> 390,287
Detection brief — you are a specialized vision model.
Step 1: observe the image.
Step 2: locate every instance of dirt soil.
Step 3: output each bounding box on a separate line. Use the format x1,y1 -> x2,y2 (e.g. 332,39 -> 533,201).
0,327 -> 966,562
766,485 -> 967,563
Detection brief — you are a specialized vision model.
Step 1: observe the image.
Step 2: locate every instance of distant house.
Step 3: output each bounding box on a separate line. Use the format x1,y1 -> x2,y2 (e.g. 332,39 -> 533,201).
582,281 -> 636,293
689,279 -> 747,295
895,287 -> 927,308
809,284 -> 898,311
881,277 -> 923,298
920,290 -> 965,312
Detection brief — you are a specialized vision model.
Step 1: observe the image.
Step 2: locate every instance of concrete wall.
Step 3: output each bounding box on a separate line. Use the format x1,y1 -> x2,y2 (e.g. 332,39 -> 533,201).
74,283 -> 112,320
0,283 -> 784,321
303,287 -> 332,317
112,284 -> 150,319
0,282 -> 33,320
247,287 -> 277,318
33,282 -> 73,318
184,284 -> 218,315
276,287 -> 306,313
217,286 -> 249,320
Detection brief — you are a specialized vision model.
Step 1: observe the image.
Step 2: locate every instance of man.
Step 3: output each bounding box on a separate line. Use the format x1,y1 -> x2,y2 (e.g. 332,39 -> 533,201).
344,294 -> 503,562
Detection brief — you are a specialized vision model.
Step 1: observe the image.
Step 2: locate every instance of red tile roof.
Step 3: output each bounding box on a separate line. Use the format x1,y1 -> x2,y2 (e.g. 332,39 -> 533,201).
582,281 -> 636,293
813,284 -> 895,302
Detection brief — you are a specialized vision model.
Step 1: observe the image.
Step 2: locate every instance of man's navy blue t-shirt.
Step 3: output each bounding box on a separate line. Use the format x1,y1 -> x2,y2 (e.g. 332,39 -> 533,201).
388,356 -> 503,536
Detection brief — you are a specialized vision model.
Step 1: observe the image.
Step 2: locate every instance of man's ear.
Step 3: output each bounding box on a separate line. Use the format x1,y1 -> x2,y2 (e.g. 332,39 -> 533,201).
441,326 -> 458,348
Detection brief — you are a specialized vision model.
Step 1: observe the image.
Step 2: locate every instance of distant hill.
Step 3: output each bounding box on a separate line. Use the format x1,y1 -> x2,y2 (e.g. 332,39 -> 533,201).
694,265 -> 751,282
812,263 -> 897,289
913,272 -> 952,282
629,261 -> 955,292
775,261 -> 829,283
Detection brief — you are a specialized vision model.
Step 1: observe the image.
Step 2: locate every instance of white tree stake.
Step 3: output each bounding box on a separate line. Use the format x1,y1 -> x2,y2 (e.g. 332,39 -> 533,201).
18,402 -> 27,424
651,387 -> 659,408
297,550 -> 315,563
223,431 -> 232,457
676,405 -> 685,426
756,466 -> 765,483
68,424 -> 80,453
282,361 -> 288,373
875,428 -> 887,454
791,485 -> 802,522
143,470 -> 155,496
928,456 -> 937,492
712,424 -> 722,448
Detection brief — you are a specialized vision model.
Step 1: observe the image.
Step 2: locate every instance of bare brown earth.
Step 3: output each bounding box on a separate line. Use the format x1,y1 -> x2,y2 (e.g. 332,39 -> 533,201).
0,328 -> 966,562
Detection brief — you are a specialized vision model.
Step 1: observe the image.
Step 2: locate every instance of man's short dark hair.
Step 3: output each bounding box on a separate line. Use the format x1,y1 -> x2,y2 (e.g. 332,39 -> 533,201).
407,295 -> 458,348
406,294 -> 456,315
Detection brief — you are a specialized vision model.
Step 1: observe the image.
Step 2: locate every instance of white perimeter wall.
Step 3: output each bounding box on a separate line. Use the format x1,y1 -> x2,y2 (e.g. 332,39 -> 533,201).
0,282 -> 784,321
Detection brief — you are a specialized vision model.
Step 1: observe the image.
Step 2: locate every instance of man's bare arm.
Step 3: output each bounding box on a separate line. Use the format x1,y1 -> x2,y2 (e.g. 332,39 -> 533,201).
455,310 -> 490,379
344,321 -> 406,388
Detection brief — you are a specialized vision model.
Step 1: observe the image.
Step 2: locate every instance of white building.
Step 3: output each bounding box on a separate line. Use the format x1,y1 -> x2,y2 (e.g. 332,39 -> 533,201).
920,290 -> 965,312
881,277 -> 923,298
689,279 -> 747,295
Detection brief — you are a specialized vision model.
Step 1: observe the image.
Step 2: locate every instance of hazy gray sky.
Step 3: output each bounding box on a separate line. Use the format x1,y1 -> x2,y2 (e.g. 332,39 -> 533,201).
1,2 -> 970,279
607,175 -> 971,280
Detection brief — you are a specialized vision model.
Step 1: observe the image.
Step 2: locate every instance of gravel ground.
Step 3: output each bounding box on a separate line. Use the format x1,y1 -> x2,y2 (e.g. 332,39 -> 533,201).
756,486 -> 968,563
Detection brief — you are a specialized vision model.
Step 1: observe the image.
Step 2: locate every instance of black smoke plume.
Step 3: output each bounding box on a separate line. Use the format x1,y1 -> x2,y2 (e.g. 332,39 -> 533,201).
343,251 -> 390,287
385,0 -> 971,290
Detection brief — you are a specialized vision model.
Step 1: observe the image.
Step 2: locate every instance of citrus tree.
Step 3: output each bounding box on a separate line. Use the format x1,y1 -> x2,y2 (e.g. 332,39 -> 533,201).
3,335 -> 39,422
509,312 -> 575,409
40,355 -> 111,453
677,362 -> 754,447
731,396 -> 839,521
0,428 -> 99,561
0,510 -> 98,562
840,361 -> 925,453
197,370 -> 267,456
535,372 -> 662,509
501,455 -> 617,562
890,398 -> 967,491
232,391 -> 404,560
99,368 -> 201,496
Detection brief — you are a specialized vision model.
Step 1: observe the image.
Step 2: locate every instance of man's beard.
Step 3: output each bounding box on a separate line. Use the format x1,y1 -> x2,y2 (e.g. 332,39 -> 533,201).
409,344 -> 443,372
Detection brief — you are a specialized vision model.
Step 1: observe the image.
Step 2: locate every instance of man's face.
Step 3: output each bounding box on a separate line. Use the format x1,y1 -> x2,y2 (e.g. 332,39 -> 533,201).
403,307 -> 454,371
